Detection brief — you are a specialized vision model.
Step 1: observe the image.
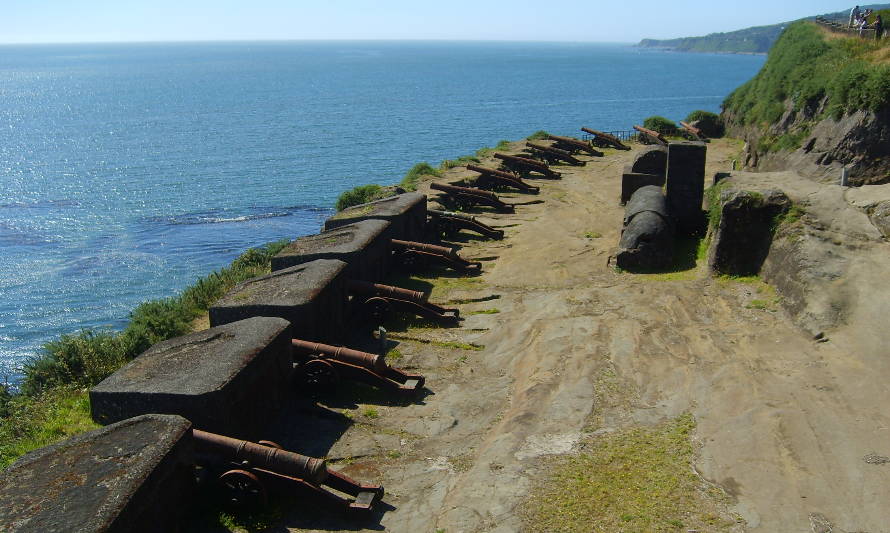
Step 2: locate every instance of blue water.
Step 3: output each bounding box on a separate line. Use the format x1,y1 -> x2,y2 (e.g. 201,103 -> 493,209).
0,41 -> 765,383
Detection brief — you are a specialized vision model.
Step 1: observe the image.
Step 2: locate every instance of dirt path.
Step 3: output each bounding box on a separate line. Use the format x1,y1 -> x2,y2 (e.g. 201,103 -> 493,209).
279,139 -> 890,533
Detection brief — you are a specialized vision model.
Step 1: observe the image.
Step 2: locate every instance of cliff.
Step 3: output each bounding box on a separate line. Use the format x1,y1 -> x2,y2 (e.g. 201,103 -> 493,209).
722,20 -> 890,185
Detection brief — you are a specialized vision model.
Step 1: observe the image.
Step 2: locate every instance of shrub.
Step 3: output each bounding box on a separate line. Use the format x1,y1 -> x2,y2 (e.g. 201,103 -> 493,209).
401,162 -> 440,191
684,110 -> 725,137
335,184 -> 384,211
526,130 -> 550,140
440,155 -> 480,170
643,116 -> 677,134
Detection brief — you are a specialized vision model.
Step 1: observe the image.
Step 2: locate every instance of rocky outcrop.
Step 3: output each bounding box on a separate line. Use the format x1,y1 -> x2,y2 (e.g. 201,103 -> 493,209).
727,99 -> 890,186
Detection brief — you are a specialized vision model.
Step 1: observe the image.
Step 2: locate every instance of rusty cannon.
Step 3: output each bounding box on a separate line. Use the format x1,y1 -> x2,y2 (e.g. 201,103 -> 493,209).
391,238 -> 483,274
633,125 -> 668,146
545,134 -> 603,156
465,164 -> 539,194
428,208 -> 505,241
348,279 -> 460,325
430,182 -> 515,213
580,127 -> 631,150
525,142 -> 584,166
292,339 -> 425,395
193,429 -> 384,513
679,121 -> 708,142
493,153 -> 562,179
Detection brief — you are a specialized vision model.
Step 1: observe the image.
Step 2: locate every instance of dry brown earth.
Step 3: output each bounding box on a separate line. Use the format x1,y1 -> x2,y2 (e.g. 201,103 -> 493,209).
266,138 -> 890,533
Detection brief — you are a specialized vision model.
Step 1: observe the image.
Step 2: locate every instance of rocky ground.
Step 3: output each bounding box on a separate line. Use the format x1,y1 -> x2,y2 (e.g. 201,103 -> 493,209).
235,138 -> 890,533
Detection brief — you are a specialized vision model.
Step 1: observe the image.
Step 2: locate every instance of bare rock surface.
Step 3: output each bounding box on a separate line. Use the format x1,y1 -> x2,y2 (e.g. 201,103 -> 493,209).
261,140 -> 890,533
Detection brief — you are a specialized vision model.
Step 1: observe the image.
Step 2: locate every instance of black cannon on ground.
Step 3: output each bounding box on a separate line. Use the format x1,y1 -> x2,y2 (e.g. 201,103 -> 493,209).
581,127 -> 631,150
493,153 -> 561,179
348,279 -> 460,325
524,142 -> 584,166
679,121 -> 708,142
466,164 -> 540,194
391,238 -> 483,274
430,182 -> 515,213
427,209 -> 505,241
195,429 -> 384,513
292,339 -> 425,395
545,134 -> 603,156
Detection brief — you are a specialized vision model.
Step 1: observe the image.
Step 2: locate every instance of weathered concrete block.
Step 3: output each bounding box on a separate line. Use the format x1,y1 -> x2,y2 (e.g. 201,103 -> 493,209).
666,141 -> 707,235
621,165 -> 665,205
708,188 -> 790,276
0,414 -> 194,533
91,317 -> 292,437
616,186 -> 674,270
631,146 -> 667,176
210,259 -> 348,343
323,192 -> 427,242
272,219 -> 391,282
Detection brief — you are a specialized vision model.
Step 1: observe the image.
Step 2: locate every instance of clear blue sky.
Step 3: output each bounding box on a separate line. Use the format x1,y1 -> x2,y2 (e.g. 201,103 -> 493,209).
1,1 -> 869,44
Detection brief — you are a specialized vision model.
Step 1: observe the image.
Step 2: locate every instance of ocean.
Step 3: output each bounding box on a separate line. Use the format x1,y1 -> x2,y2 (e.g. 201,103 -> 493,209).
0,41 -> 765,383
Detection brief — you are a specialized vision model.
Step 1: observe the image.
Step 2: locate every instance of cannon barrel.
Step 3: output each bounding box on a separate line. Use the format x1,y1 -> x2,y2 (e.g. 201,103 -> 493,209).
633,125 -> 667,145
391,238 -> 458,257
546,134 -> 587,148
493,152 -> 549,170
430,182 -> 501,201
679,121 -> 703,136
580,127 -> 631,150
466,164 -> 520,181
193,429 -> 328,484
526,142 -> 583,165
429,208 -> 478,222
292,339 -> 387,372
347,279 -> 427,302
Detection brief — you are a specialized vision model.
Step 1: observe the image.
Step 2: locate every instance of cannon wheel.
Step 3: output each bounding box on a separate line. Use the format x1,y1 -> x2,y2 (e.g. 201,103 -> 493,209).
434,218 -> 458,238
302,359 -> 340,390
219,469 -> 268,508
396,250 -> 425,271
362,297 -> 391,323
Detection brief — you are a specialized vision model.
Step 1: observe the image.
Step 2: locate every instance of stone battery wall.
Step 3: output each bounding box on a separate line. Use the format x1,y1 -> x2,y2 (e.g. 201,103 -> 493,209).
620,166 -> 665,205
666,141 -> 707,236
323,192 -> 427,242
272,219 -> 391,282
0,414 -> 194,533
209,259 -> 348,343
631,145 -> 668,176
90,317 -> 292,437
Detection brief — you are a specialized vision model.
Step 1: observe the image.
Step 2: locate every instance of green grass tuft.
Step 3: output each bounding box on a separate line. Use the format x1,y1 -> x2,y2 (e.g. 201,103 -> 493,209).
643,116 -> 678,134
526,130 -> 550,140
335,184 -> 386,211
401,162 -> 441,191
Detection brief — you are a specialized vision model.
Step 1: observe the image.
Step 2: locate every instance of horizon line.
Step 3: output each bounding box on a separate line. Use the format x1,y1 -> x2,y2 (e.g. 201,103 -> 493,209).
0,37 -> 639,47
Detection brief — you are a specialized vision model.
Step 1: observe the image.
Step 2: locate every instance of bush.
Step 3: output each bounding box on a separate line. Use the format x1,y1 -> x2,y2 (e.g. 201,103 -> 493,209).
526,130 -> 550,140
335,184 -> 384,212
400,163 -> 440,191
440,155 -> 480,170
643,116 -> 677,134
684,110 -> 725,137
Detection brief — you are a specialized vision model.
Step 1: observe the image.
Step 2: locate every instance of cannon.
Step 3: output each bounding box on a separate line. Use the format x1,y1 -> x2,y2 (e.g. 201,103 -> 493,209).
545,134 -> 603,156
391,238 -> 483,274
291,339 -> 425,395
465,164 -> 539,194
580,127 -> 631,150
193,429 -> 384,513
427,208 -> 505,241
430,182 -> 515,213
493,153 -> 561,179
616,185 -> 674,270
524,142 -> 584,166
633,125 -> 668,146
348,279 -> 460,325
679,121 -> 708,142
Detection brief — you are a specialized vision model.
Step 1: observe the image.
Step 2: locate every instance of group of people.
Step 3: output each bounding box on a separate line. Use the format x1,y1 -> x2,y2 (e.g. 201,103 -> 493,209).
849,6 -> 884,40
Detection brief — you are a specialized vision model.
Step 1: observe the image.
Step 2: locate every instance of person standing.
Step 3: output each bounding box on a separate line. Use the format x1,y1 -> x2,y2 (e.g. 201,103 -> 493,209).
850,5 -> 861,27
876,14 -> 885,41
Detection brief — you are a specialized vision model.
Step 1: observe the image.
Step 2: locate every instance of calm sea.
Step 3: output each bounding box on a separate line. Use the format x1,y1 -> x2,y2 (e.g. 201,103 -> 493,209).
0,41 -> 765,383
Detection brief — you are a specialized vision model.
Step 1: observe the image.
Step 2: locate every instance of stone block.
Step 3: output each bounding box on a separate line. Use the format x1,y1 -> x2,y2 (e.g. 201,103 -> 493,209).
91,317 -> 292,437
631,145 -> 667,176
708,188 -> 790,276
0,414 -> 194,533
666,141 -> 707,235
209,259 -> 348,343
323,192 -> 427,242
272,219 -> 391,282
620,165 -> 665,205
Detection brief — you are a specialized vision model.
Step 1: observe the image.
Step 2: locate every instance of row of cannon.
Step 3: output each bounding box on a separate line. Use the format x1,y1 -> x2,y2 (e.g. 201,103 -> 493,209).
0,133 -> 609,532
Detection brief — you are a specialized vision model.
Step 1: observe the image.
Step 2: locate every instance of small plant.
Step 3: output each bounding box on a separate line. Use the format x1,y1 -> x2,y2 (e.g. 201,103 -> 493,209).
643,115 -> 678,134
495,140 -> 512,150
335,184 -> 385,211
440,155 -> 480,170
526,130 -> 550,140
385,348 -> 403,361
387,450 -> 402,459
583,231 -> 602,239
363,408 -> 379,419
401,162 -> 440,191
467,308 -> 501,315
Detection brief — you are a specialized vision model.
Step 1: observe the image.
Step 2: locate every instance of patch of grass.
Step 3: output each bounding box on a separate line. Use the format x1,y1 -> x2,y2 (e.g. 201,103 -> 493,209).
775,203 -> 805,228
385,348 -> 403,362
583,231 -> 602,239
525,414 -> 736,532
387,450 -> 402,459
643,116 -> 678,134
440,155 -> 480,171
363,407 -> 379,419
705,180 -> 731,231
630,236 -> 705,281
495,139 -> 512,150
758,126 -> 812,152
467,308 -> 500,315
526,130 -> 550,140
335,184 -> 386,211
746,299 -> 772,310
447,294 -> 501,304
401,162 -> 441,191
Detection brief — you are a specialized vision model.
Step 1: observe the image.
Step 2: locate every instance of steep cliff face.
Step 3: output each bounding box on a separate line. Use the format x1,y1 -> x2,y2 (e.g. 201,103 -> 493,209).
722,21 -> 890,186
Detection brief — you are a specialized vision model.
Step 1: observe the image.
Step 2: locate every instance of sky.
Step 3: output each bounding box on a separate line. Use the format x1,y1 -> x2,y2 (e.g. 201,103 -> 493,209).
0,1 -> 870,44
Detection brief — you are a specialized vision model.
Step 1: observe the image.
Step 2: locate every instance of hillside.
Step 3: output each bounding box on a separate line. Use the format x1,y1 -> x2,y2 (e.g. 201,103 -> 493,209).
721,18 -> 890,185
638,4 -> 890,54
